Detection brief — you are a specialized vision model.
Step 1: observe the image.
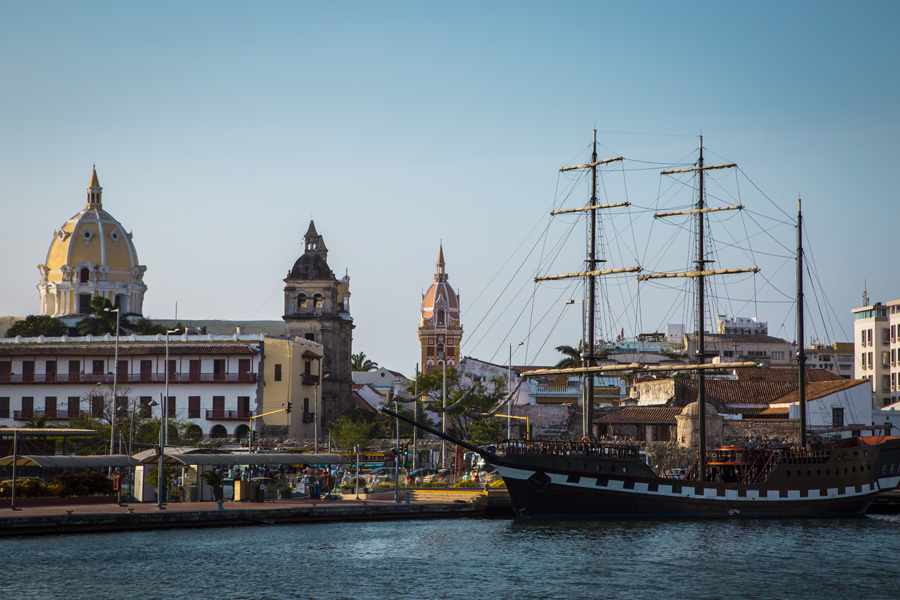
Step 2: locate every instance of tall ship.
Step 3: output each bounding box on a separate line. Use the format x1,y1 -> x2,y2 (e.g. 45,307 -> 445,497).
387,133 -> 900,518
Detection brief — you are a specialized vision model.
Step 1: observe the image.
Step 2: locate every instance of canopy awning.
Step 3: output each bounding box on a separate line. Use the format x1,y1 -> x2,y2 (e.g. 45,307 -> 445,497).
0,454 -> 142,468
142,452 -> 348,467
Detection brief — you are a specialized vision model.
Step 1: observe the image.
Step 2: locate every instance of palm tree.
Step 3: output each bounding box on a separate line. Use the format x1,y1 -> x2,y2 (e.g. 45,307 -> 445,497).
554,341 -> 584,369
351,352 -> 379,372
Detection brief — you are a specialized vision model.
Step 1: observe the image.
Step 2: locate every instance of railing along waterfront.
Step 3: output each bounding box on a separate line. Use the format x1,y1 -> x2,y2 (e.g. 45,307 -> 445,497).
500,440 -> 641,460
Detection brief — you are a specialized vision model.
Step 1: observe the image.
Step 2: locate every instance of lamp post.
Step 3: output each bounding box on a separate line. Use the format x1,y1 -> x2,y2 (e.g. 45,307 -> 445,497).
104,307 -> 120,457
438,345 -> 446,470
508,342 -> 523,440
158,327 -> 180,510
314,372 -> 330,454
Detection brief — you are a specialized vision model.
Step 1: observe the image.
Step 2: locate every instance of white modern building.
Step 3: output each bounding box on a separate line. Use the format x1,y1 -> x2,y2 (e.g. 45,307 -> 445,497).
852,297 -> 900,407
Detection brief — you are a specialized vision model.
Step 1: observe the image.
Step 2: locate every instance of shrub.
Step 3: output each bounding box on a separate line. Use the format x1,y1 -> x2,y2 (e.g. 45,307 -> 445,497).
453,479 -> 477,488
49,470 -> 114,497
0,479 -> 51,498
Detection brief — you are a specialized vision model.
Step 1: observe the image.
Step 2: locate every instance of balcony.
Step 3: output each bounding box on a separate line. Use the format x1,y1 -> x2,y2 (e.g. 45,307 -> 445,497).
205,409 -> 252,421
0,372 -> 257,384
12,409 -> 80,421
302,373 -> 320,386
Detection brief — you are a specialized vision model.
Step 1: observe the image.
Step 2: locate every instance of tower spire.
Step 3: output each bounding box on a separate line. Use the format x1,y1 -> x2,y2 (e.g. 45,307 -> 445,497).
87,167 -> 102,208
435,244 -> 447,282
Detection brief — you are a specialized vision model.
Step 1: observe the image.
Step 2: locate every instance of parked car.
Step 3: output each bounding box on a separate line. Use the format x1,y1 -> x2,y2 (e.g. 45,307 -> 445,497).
422,469 -> 453,484
365,467 -> 399,487
407,468 -> 437,484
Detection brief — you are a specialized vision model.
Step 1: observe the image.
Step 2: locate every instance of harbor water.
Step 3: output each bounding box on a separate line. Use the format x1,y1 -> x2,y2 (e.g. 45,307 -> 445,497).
2,515 -> 899,600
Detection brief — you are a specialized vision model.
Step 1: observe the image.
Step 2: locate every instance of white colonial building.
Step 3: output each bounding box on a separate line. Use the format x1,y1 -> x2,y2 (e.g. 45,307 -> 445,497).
853,296 -> 900,408
0,333 -> 323,442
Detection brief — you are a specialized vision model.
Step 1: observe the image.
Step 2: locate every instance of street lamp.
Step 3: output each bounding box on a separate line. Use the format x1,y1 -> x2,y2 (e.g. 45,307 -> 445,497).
438,345 -> 446,470
314,372 -> 330,454
508,342 -> 523,440
104,307 -> 120,457
158,327 -> 180,510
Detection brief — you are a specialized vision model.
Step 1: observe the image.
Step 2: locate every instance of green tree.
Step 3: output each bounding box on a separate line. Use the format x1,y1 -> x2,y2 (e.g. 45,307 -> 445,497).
408,367 -> 506,440
351,352 -> 379,372
6,315 -> 68,337
76,296 -> 118,336
328,409 -> 381,450
553,341 -> 584,369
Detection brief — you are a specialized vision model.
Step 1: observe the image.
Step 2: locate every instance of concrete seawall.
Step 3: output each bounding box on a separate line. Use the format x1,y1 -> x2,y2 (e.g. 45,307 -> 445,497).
0,494 -> 510,537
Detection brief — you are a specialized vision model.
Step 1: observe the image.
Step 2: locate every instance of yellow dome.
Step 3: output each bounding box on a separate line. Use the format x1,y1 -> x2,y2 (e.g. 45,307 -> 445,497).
37,169 -> 147,316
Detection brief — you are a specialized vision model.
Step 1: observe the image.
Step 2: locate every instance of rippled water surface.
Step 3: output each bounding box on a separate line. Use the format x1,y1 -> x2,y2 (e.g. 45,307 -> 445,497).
2,516 -> 900,599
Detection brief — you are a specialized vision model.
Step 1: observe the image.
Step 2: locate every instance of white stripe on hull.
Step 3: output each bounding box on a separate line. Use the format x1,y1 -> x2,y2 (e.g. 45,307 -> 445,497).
495,465 -> 877,502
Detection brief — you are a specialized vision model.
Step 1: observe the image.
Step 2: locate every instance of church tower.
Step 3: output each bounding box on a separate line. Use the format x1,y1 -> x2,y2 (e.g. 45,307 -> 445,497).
37,168 -> 147,316
419,245 -> 462,374
283,221 -> 353,426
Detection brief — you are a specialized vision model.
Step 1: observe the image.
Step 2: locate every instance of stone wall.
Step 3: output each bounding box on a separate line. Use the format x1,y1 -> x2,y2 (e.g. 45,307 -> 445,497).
724,419 -> 800,446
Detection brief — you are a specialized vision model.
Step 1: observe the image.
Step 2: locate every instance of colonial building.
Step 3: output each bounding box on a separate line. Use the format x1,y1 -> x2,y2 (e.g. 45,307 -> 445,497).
0,333 -> 323,442
37,169 -> 147,317
419,245 -> 462,374
282,221 -> 353,425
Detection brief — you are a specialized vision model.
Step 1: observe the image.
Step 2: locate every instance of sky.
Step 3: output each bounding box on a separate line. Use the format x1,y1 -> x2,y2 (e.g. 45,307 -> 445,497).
2,1 -> 898,376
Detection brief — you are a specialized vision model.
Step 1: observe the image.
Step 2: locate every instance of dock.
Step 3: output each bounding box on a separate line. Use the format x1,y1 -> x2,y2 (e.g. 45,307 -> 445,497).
0,489 -> 514,537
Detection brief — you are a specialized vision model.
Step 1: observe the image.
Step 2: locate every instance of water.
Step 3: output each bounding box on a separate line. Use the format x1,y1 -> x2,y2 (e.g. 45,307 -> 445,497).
2,516 -> 900,600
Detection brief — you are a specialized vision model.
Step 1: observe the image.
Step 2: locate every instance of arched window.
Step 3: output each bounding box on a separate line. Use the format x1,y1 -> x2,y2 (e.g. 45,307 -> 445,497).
209,425 -> 228,439
298,293 -> 308,310
79,268 -> 90,283
313,294 -> 324,309
234,424 -> 250,439
437,310 -> 445,326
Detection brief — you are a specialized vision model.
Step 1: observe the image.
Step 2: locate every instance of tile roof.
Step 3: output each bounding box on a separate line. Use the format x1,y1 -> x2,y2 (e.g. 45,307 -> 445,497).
685,333 -> 791,345
732,367 -> 842,382
675,379 -> 797,406
769,379 -> 869,405
596,406 -> 681,425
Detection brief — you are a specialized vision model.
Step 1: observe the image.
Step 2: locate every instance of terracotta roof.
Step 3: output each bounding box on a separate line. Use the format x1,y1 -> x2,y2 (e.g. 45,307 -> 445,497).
596,406 -> 681,425
732,367 -> 842,382
0,343 -> 258,357
770,379 -> 870,405
675,379 -> 797,406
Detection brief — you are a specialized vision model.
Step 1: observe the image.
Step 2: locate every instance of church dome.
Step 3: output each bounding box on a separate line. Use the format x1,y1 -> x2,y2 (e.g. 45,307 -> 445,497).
37,169 -> 147,316
679,401 -> 719,417
421,245 -> 459,324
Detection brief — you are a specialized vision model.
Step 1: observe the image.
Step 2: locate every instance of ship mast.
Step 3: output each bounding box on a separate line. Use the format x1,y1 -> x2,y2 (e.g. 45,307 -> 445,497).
797,198 -> 807,447
639,136 -> 755,481
539,130 -> 635,440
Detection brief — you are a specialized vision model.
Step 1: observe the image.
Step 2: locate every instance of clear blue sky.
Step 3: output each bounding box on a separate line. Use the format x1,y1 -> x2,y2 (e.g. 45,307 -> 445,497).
2,1 -> 898,374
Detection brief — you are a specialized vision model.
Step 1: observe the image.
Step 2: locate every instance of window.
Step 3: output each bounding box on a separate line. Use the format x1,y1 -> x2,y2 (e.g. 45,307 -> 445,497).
213,359 -> 225,381
884,329 -> 891,345
304,333 -> 315,342
22,361 -> 34,382
238,396 -> 250,416
69,360 -> 84,382
298,293 -> 308,309
188,396 -> 201,419
67,397 -> 80,418
115,396 -> 127,413
91,396 -> 103,418
45,397 -> 57,418
20,397 -> 34,419
437,310 -> 445,326
313,294 -> 324,309
893,349 -> 897,366
884,352 -> 892,368
0,362 -> 9,382
869,352 -> 874,369
92,360 -> 105,375
139,397 -> 152,417
868,329 -> 873,345
79,268 -> 90,283
166,397 -> 176,418
861,330 -> 867,346
883,375 -> 891,393
771,351 -> 784,359
274,364 -> 282,381
832,407 -> 844,428
0,397 -> 8,419
45,360 -> 57,382
861,353 -> 867,370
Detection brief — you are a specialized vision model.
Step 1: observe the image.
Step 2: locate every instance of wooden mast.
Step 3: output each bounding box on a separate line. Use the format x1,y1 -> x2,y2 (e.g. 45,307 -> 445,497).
797,198 -> 807,447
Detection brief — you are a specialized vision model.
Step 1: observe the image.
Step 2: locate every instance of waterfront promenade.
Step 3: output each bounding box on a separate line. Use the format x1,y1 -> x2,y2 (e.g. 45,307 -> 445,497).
0,490 -> 509,537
